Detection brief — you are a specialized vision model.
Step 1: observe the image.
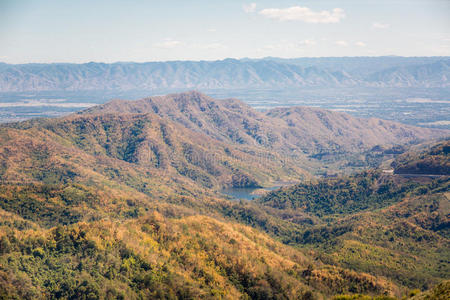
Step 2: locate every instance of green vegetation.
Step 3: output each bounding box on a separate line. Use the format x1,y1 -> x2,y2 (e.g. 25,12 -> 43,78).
409,281 -> 450,299
258,171 -> 420,217
255,172 -> 449,290
0,211 -> 398,299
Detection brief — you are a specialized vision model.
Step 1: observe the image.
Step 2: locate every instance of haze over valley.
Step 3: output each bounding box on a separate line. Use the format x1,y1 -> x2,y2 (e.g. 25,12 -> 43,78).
1,57 -> 449,128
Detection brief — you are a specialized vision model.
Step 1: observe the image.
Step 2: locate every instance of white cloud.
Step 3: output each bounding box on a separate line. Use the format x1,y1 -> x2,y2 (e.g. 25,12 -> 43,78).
355,41 -> 366,47
335,40 -> 348,47
372,22 -> 390,29
243,3 -> 257,13
259,6 -> 345,23
154,39 -> 182,49
207,28 -> 217,33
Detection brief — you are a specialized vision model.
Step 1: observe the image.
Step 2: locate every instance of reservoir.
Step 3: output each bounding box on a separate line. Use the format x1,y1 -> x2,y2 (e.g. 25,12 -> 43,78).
221,183 -> 295,201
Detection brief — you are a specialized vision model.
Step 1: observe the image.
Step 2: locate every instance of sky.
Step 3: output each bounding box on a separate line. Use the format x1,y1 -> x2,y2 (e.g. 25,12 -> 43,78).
0,0 -> 449,63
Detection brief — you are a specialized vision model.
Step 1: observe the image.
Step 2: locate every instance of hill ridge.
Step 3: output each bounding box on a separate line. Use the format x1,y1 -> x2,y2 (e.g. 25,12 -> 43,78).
1,57 -> 449,91
82,91 -> 449,156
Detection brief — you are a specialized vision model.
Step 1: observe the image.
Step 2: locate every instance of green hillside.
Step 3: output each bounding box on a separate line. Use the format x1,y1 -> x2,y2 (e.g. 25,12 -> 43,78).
257,171 -> 449,289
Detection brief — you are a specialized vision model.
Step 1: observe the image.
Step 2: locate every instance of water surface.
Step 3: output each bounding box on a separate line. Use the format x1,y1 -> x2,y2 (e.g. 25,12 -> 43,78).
221,185 -> 286,201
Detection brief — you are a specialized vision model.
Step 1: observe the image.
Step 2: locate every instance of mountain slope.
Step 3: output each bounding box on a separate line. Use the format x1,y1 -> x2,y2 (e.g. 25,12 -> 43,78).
2,114 -> 308,190
265,106 -> 446,155
367,60 -> 450,87
255,56 -> 448,77
392,139 -> 449,175
0,209 -> 399,299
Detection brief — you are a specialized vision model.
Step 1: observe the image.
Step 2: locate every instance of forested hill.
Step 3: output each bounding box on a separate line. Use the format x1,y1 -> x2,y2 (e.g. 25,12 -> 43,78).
255,147 -> 449,290
0,57 -> 449,92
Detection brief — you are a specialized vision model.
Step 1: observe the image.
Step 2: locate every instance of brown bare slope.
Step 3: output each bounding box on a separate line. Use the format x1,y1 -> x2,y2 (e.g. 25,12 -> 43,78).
0,113 -> 309,194
84,91 -> 448,156
46,112 -> 310,187
82,91 -> 289,150
393,139 -> 450,175
265,106 -> 447,154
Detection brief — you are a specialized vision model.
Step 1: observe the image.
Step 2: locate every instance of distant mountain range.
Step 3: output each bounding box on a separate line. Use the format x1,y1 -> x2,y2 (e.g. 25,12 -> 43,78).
0,57 -> 449,92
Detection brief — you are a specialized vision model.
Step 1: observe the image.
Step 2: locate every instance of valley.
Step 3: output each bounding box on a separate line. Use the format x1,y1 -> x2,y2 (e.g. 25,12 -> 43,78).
2,0 -> 449,298
0,91 -> 448,299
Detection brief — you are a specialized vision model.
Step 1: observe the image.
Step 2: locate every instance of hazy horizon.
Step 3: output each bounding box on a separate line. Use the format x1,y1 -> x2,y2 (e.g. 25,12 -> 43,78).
1,0 -> 449,64
1,55 -> 450,65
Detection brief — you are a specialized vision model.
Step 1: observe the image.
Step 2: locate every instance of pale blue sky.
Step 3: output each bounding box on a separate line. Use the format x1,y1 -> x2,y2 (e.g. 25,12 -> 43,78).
0,0 -> 449,63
